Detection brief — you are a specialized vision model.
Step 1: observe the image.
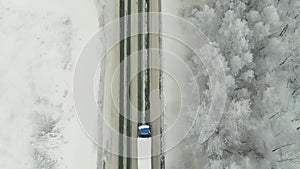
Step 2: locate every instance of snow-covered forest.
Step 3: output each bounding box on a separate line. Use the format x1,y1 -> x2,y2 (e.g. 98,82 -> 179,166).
168,0 -> 300,168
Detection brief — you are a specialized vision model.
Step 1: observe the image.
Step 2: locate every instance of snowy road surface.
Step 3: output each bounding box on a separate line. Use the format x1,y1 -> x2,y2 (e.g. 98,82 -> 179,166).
96,0 -> 163,168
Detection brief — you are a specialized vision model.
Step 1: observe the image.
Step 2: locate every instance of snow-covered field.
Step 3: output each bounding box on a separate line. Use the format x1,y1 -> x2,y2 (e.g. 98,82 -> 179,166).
0,0 -> 99,168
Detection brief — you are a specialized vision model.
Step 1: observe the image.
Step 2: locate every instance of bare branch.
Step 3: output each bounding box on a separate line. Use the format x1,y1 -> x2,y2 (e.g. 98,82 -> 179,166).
279,54 -> 292,66
291,115 -> 300,122
292,86 -> 300,96
272,143 -> 295,152
253,46 -> 265,55
269,112 -> 280,119
279,24 -> 289,37
277,158 -> 297,163
224,149 -> 233,154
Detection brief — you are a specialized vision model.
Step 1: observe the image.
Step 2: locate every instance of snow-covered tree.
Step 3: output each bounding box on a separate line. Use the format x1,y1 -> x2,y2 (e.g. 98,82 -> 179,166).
181,0 -> 300,168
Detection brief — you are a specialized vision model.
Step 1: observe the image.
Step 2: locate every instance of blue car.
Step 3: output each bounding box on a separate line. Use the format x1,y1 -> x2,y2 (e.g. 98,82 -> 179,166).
138,124 -> 151,138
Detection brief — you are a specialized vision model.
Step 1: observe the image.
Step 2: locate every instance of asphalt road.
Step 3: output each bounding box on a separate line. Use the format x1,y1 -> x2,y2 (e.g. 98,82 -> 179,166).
97,0 -> 163,168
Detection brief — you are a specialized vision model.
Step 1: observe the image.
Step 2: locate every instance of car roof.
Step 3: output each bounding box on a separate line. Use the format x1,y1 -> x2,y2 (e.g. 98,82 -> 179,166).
138,124 -> 150,130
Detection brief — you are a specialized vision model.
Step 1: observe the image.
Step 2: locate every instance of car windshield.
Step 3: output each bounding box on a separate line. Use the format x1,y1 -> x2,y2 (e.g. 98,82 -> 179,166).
138,128 -> 151,137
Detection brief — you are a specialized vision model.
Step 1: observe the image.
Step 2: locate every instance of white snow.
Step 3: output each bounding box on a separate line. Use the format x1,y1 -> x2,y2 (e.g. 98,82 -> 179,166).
0,0 -> 99,168
161,0 -> 208,168
60,118 -> 97,169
